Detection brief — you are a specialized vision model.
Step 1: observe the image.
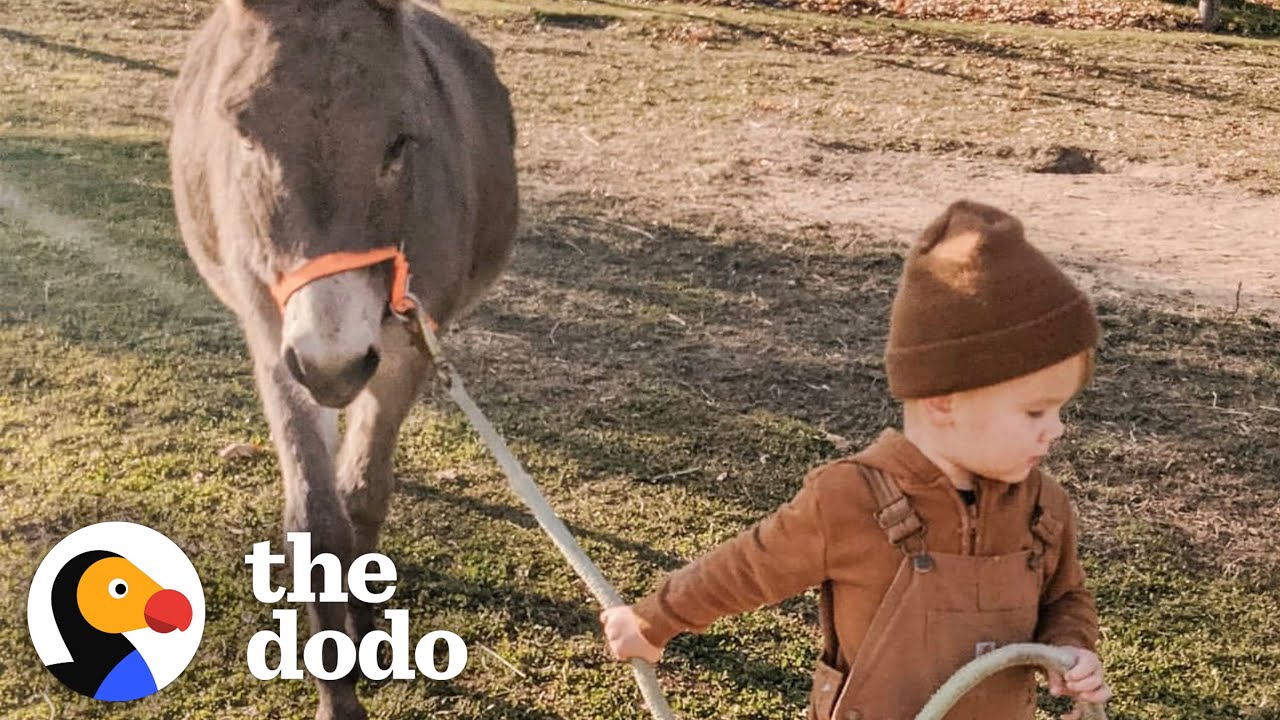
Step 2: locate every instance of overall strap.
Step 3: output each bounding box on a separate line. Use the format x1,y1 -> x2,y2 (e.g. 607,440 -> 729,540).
863,464 -> 929,559
819,462 -> 930,670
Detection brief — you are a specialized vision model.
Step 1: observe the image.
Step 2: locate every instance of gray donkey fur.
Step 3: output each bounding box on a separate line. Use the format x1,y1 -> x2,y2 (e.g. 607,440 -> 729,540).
169,0 -> 517,717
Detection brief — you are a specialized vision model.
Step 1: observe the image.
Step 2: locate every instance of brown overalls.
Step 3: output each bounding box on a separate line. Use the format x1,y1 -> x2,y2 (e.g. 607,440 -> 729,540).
809,464 -> 1061,720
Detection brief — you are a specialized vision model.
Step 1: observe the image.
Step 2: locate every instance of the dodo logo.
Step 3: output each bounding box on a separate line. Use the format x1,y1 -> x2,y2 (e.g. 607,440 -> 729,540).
27,522 -> 205,701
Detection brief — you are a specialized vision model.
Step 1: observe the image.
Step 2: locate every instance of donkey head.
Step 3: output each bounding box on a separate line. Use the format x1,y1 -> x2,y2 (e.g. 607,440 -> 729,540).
219,0 -> 418,407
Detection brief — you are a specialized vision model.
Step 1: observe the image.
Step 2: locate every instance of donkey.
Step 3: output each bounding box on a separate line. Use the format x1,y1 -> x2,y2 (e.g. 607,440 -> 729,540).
169,1 -> 517,717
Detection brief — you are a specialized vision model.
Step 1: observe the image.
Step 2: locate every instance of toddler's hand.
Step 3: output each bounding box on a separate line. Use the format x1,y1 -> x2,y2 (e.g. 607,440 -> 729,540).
1046,646 -> 1111,716
599,606 -> 663,664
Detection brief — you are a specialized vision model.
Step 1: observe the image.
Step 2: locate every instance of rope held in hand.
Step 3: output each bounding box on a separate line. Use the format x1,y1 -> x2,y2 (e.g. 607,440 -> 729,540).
403,298 -> 676,720
916,643 -> 1108,720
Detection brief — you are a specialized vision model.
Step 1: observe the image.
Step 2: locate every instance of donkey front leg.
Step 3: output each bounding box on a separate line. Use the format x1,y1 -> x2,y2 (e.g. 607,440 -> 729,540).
252,352 -> 365,720
336,324 -> 430,642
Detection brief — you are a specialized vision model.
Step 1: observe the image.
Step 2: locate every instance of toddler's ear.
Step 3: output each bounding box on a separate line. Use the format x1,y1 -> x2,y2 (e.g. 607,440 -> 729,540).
918,394 -> 956,427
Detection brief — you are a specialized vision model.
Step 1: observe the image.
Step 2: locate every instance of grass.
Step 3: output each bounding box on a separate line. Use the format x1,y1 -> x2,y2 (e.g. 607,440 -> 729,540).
2,0 -> 1279,718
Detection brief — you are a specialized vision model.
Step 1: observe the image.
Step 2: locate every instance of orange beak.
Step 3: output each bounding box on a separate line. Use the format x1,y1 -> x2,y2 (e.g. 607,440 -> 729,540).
144,588 -> 192,633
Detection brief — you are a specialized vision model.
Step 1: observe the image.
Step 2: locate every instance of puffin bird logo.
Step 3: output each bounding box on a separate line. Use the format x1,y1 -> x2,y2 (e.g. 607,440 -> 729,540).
48,550 -> 193,701
28,522 -> 205,703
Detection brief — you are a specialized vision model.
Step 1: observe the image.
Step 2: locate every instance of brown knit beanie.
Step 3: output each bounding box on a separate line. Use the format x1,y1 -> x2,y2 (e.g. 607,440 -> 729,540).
885,200 -> 1100,399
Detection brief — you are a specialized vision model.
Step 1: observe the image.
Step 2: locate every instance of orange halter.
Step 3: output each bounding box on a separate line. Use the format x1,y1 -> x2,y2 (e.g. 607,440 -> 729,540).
271,247 -> 417,316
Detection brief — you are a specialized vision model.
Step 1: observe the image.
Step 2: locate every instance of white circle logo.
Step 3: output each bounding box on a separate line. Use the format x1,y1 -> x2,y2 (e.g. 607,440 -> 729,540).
27,522 -> 205,701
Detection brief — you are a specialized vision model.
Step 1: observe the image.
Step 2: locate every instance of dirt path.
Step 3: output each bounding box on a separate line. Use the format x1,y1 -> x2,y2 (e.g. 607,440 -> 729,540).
750,148 -> 1280,314
519,116 -> 1280,315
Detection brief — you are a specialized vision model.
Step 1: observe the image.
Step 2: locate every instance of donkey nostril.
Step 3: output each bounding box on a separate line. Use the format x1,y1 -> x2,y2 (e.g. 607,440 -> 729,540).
284,347 -> 307,384
360,347 -> 381,380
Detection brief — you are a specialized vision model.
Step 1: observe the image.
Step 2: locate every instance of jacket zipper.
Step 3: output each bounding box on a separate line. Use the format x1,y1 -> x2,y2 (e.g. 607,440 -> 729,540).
964,481 -> 981,555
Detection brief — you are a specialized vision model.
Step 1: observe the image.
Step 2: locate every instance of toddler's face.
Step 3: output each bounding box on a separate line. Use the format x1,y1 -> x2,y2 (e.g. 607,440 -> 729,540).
946,353 -> 1087,483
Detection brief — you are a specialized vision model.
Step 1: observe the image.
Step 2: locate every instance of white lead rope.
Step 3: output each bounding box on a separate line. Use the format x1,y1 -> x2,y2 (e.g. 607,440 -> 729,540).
916,643 -> 1108,720
403,298 -> 677,720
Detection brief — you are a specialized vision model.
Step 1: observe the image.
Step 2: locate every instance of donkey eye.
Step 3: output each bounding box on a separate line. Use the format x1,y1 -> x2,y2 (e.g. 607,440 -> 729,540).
238,132 -> 259,152
382,133 -> 413,170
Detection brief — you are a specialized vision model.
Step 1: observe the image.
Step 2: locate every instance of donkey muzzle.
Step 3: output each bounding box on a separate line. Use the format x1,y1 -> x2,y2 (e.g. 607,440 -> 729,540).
284,344 -> 381,408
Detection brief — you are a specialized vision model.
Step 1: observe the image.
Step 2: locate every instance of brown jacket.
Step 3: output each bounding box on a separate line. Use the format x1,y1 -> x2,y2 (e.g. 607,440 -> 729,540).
633,429 -> 1098,701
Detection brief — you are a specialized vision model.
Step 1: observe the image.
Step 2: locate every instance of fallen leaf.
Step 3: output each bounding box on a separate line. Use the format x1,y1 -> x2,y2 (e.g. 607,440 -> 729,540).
823,431 -> 853,452
218,442 -> 261,461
